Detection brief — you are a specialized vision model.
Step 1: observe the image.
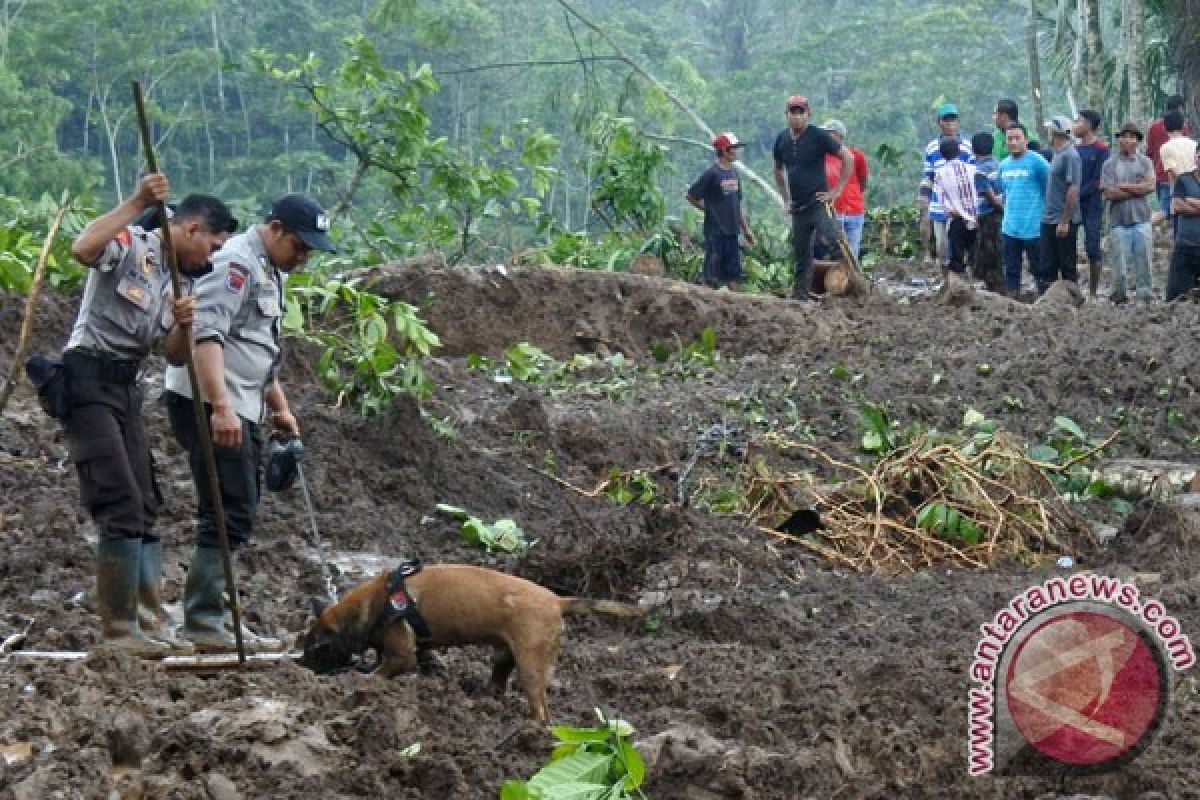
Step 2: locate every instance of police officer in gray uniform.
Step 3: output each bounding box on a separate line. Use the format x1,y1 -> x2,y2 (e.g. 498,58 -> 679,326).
65,173 -> 235,657
164,193 -> 334,653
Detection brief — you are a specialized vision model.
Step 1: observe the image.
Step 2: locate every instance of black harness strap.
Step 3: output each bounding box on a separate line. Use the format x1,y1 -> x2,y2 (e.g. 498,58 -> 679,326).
377,559 -> 432,641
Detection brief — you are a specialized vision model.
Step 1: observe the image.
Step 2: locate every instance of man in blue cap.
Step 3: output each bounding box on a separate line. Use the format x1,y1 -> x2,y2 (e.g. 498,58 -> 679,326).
163,193 -> 335,653
919,102 -> 974,273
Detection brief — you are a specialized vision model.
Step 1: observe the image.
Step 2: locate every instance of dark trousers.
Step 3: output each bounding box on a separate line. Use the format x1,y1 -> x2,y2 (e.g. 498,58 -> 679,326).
61,352 -> 159,542
1039,222 -> 1079,291
165,391 -> 263,549
790,202 -> 839,297
947,218 -> 977,274
1166,242 -> 1200,301
973,213 -> 1003,291
1079,193 -> 1104,263
1002,234 -> 1040,292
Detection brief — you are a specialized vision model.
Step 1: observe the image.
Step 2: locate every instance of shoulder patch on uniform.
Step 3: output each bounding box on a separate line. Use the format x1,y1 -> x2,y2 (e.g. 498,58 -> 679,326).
226,262 -> 250,293
116,229 -> 132,247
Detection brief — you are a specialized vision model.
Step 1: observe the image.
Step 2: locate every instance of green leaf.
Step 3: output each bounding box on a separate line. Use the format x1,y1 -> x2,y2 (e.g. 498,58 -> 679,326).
434,503 -> 471,521
962,408 -> 986,428
1029,444 -> 1059,463
617,739 -> 645,789
461,518 -> 486,546
1052,416 -> 1087,441
527,751 -> 613,793
500,780 -> 533,800
550,726 -> 612,743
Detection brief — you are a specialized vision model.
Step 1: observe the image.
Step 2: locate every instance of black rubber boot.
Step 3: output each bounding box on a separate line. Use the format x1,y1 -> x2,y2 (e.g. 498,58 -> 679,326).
183,547 -> 284,653
791,267 -> 812,301
137,539 -> 193,655
96,538 -> 170,658
182,546 -> 239,652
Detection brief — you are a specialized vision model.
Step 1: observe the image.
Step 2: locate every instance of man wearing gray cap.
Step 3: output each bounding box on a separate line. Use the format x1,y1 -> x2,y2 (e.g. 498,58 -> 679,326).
1040,115 -> 1083,292
822,119 -> 869,260
164,193 -> 335,652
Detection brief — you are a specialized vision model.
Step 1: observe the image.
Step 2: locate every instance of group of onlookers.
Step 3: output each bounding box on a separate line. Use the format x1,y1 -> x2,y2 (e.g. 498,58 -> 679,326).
921,95 -> 1200,303
685,91 -> 1200,303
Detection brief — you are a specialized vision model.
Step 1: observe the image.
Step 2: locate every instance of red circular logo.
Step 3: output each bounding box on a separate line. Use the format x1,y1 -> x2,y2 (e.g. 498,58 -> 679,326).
1005,610 -> 1166,766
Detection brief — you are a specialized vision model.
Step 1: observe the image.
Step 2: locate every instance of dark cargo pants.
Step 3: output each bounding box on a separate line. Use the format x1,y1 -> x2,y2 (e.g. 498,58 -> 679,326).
61,350 -> 160,542
165,391 -> 263,550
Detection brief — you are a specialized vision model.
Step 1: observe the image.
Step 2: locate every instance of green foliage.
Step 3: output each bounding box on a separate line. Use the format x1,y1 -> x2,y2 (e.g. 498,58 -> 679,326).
604,468 -> 660,506
501,711 -> 646,800
435,504 -> 533,555
1027,415 -> 1115,502
859,402 -> 896,454
0,194 -> 88,294
284,273 -> 440,414
916,502 -> 983,546
588,115 -> 669,236
651,327 -> 721,376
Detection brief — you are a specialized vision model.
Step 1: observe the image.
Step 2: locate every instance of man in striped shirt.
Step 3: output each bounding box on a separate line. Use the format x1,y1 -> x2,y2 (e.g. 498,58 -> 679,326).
932,137 -> 981,275
919,102 -> 974,271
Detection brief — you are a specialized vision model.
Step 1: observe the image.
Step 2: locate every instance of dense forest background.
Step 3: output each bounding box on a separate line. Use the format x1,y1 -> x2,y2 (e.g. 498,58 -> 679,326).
0,0 -> 1194,274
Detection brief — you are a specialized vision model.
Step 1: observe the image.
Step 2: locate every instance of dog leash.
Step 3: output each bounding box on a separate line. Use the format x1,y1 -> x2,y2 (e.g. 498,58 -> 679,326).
295,457 -> 339,602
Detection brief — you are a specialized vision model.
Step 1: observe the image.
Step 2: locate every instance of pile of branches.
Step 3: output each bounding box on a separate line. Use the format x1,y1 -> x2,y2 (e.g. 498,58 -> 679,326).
746,430 -> 1107,574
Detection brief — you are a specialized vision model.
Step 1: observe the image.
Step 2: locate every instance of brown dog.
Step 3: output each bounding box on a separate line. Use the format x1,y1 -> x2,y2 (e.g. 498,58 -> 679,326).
299,563 -> 642,722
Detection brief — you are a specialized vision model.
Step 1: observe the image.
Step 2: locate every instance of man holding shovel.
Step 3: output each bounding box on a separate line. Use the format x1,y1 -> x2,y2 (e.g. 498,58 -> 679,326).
164,193 -> 335,653
64,174 -> 235,657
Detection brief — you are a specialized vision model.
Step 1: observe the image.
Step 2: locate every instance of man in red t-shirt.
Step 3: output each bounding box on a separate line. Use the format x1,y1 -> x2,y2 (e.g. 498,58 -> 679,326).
821,119 -> 869,259
1147,94 -> 1191,223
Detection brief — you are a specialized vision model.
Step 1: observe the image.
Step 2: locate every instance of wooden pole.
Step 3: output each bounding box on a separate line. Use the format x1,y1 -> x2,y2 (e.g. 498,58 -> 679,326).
0,197 -> 72,416
132,81 -> 245,664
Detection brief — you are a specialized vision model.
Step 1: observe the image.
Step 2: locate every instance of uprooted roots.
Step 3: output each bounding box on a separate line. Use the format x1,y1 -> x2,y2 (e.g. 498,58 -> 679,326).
747,431 -> 1098,574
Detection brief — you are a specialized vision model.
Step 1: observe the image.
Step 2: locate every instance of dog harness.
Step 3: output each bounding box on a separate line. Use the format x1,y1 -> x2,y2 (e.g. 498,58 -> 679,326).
377,559 -> 432,640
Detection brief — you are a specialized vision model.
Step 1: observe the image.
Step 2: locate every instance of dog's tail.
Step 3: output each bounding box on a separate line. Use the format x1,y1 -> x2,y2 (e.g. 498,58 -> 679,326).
560,597 -> 645,618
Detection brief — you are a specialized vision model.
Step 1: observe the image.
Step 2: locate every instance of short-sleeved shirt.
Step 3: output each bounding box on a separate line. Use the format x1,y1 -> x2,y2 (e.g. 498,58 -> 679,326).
687,163 -> 743,238
824,147 -> 868,216
773,126 -> 842,210
1100,153 -> 1154,227
1075,140 -> 1110,200
64,225 -> 173,362
1173,172 -> 1200,247
998,151 -> 1050,240
993,130 -> 1009,162
1159,137 -> 1198,179
920,136 -> 974,221
164,226 -> 285,424
973,156 -> 1002,216
1043,145 -> 1083,225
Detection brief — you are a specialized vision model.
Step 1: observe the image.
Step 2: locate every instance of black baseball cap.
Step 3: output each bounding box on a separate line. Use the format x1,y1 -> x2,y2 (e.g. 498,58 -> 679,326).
267,193 -> 336,252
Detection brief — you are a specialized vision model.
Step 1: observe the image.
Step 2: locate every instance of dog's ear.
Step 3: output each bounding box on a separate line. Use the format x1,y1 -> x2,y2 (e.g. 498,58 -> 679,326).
310,596 -> 331,618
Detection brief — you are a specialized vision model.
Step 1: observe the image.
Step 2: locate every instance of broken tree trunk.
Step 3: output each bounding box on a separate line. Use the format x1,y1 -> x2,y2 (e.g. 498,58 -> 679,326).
0,196 -> 72,416
1093,459 -> 1200,500
554,0 -> 784,209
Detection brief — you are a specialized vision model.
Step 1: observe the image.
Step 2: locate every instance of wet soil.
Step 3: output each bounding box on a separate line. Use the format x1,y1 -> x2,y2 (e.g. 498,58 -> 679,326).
2,259 -> 1200,799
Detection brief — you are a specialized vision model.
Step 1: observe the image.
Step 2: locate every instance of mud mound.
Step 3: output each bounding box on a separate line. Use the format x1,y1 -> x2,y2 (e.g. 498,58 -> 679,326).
3,264 -> 1200,798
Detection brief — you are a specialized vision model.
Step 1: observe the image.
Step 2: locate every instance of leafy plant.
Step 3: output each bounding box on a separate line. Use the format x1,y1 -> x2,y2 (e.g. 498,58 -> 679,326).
500,710 -> 647,800
0,193 -> 88,294
285,274 -> 440,415
435,504 -> 533,555
859,402 -> 896,454
916,502 -> 983,545
604,468 -> 660,506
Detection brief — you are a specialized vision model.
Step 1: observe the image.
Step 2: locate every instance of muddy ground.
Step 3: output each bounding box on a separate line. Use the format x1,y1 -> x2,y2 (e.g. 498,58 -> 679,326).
2,255 -> 1200,799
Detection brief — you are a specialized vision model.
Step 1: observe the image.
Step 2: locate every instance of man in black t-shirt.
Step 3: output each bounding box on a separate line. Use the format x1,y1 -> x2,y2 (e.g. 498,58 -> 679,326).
686,131 -> 756,290
773,93 -> 854,300
1167,164 -> 1200,300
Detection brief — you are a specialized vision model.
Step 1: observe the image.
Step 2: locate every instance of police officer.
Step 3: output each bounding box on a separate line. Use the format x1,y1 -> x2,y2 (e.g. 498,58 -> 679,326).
164,193 -> 334,653
65,173 -> 235,657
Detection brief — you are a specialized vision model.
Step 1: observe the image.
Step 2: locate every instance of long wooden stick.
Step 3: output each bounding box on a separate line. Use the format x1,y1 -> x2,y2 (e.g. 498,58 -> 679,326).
132,81 -> 245,664
0,198 -> 72,415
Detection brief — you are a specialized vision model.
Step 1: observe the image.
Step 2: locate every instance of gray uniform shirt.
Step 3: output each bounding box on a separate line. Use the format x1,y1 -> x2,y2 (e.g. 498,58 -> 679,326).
164,226 -> 284,424
1100,153 -> 1154,227
1043,145 -> 1083,225
64,226 -> 173,361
